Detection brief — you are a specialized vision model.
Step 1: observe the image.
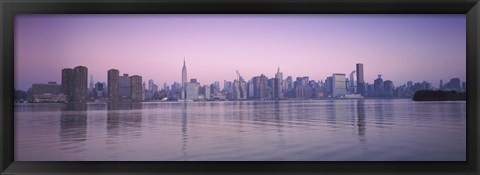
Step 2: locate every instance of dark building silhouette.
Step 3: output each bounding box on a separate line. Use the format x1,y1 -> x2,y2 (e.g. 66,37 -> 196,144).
130,75 -> 143,102
356,63 -> 365,96
373,75 -> 384,97
61,68 -> 74,101
383,80 -> 394,97
108,69 -> 119,102
61,66 -> 87,102
130,75 -> 143,101
252,76 -> 260,98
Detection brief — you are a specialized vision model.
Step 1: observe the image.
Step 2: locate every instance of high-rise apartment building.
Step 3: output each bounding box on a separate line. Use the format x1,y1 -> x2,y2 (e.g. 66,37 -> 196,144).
107,69 -> 119,101
119,73 -> 131,99
130,75 -> 143,102
373,75 -> 384,97
61,68 -> 74,101
73,66 -> 88,102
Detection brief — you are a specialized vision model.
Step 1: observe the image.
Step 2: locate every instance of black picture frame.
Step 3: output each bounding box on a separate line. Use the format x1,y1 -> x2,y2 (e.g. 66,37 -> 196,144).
1,0 -> 479,174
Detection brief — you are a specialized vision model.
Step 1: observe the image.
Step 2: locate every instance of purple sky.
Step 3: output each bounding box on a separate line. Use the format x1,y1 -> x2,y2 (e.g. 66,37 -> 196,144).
15,14 -> 466,91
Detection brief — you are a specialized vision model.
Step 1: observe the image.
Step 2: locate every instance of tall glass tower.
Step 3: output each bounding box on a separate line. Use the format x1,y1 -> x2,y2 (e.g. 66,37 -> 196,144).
356,63 -> 365,96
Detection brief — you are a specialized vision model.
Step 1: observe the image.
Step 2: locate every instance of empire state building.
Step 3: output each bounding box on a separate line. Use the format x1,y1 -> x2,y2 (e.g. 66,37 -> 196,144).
182,58 -> 187,88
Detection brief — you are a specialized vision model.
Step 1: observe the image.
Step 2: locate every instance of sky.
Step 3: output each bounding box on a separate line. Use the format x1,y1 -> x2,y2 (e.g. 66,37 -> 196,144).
15,14 -> 466,91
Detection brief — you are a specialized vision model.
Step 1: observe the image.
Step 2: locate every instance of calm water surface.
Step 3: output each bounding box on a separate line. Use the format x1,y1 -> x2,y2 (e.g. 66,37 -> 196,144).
15,99 -> 466,161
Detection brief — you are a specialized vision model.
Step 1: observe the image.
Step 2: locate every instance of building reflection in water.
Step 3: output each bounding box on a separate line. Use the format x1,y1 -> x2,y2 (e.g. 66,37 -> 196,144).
356,100 -> 366,143
273,101 -> 285,146
105,102 -> 143,146
59,103 -> 87,152
181,102 -> 188,158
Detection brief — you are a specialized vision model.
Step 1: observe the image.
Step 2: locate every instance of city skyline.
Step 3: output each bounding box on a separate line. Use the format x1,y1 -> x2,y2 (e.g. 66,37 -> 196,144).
15,14 -> 466,90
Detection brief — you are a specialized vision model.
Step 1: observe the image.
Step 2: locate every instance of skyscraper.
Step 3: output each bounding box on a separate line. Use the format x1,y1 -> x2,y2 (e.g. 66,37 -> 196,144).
383,80 -> 394,97
61,68 -> 74,102
259,74 -> 268,99
356,63 -> 365,96
89,75 -> 94,92
274,67 -> 283,99
107,69 -> 119,101
119,73 -> 131,99
349,70 -> 356,93
130,75 -> 143,102
182,59 -> 187,86
182,58 -> 187,99
332,73 -> 347,97
73,66 -> 88,102
373,75 -> 384,97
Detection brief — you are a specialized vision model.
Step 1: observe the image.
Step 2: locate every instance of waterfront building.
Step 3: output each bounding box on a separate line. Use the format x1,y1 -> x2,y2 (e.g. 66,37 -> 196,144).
274,68 -> 283,99
182,59 -> 187,87
324,76 -> 333,97
61,68 -> 75,102
356,63 -> 365,96
119,74 -> 131,99
95,82 -> 105,98
273,78 -> 282,99
407,81 -> 413,89
224,81 -> 233,92
373,75 -> 384,97
259,74 -> 268,99
148,79 -> 154,91
203,85 -> 211,100
247,81 -> 254,98
73,66 -> 88,102
383,80 -> 395,97
462,82 -> 466,92
252,76 -> 260,98
332,73 -> 347,97
444,78 -> 462,92
286,76 -> 293,90
31,81 -> 65,102
89,75 -> 94,92
349,70 -> 356,94
130,75 -> 143,102
186,82 -> 199,100
107,69 -> 119,101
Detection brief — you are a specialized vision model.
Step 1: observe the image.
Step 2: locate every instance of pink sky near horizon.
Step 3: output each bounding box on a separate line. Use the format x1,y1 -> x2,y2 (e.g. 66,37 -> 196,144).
15,14 -> 466,90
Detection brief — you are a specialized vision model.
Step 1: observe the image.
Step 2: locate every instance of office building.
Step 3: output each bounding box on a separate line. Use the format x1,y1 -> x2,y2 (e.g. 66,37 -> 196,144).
332,73 -> 347,97
349,70 -> 356,94
259,74 -> 268,99
182,59 -> 187,88
186,82 -> 199,100
383,80 -> 394,97
89,75 -> 94,92
356,63 -> 365,96
373,75 -> 384,97
203,85 -> 211,100
274,68 -> 283,99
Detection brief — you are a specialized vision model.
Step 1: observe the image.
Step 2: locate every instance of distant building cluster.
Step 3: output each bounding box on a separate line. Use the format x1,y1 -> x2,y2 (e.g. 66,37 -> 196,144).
23,60 -> 467,103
